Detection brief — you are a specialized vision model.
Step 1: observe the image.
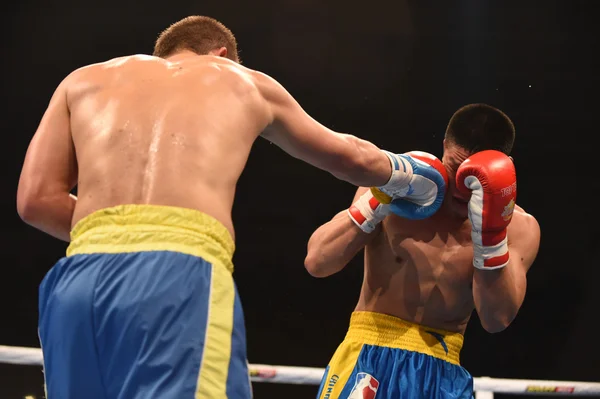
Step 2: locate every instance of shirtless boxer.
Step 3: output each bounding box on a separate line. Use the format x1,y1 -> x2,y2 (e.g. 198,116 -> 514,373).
16,15 -> 447,399
305,104 -> 541,398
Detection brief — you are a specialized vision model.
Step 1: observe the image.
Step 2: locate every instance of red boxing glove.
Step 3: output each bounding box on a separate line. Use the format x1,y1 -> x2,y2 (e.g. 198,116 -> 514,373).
456,150 -> 517,270
348,189 -> 390,233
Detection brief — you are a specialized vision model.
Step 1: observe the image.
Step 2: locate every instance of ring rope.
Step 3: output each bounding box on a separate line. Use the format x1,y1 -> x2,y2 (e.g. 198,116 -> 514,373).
1,345 -> 599,395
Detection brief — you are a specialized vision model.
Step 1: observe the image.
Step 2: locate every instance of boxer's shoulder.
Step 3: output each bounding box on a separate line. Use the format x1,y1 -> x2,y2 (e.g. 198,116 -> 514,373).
510,205 -> 537,226
68,55 -> 147,76
508,205 -> 540,243
58,55 -> 148,89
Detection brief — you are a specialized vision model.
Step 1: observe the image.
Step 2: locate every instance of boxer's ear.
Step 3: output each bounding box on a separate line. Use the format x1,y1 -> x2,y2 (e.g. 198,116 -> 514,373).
209,47 -> 228,58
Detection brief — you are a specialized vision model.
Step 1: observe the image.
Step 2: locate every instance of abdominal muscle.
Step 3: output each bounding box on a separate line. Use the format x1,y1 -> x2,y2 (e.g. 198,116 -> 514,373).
355,214 -> 476,334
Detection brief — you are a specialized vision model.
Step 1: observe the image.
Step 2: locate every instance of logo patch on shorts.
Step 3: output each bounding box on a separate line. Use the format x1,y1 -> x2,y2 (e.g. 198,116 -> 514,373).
348,372 -> 379,399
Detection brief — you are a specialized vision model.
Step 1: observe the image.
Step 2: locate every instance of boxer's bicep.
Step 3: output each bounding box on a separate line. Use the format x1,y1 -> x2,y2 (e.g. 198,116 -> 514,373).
504,213 -> 540,305
18,79 -> 77,206
508,212 -> 541,274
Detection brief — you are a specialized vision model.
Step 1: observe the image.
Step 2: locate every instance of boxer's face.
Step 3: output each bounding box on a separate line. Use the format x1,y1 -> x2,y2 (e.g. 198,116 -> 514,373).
441,141 -> 471,219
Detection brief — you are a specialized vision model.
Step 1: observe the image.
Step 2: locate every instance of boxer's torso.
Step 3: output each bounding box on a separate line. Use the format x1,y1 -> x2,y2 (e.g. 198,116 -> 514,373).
65,54 -> 271,240
355,202 -> 528,334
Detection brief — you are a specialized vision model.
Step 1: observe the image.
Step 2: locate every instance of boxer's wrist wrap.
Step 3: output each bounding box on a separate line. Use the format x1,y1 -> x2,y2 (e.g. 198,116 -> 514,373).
472,232 -> 509,271
370,187 -> 393,204
376,151 -> 414,199
348,190 -> 390,234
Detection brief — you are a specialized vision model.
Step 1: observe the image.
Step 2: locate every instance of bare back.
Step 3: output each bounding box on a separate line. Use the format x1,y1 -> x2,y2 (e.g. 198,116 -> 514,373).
67,55 -> 270,237
356,204 -> 531,334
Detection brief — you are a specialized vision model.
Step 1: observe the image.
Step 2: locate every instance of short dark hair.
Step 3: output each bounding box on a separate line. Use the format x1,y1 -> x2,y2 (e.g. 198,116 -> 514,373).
444,103 -> 515,155
153,16 -> 239,62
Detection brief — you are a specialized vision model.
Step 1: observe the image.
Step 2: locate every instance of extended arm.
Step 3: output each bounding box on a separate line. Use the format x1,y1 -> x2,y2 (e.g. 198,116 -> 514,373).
305,152 -> 449,277
254,71 -> 392,187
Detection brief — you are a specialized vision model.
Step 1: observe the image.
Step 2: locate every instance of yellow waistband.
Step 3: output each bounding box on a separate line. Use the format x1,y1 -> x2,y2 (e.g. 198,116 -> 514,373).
67,205 -> 235,273
345,311 -> 464,366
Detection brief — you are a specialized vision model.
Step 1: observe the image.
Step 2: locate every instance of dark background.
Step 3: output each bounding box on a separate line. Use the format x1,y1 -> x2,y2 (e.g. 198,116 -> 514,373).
2,0 -> 599,398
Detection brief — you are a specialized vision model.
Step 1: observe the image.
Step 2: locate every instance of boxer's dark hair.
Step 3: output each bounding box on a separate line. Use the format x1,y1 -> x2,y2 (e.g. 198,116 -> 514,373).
444,104 -> 515,155
153,16 -> 239,63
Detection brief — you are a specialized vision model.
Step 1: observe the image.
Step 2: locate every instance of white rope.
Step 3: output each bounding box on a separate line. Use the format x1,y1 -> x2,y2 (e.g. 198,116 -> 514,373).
2,345 -> 599,395
0,345 -> 42,366
249,363 -> 325,385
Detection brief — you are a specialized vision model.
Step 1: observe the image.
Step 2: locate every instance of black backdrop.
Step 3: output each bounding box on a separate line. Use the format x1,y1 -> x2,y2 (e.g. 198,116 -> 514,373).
2,1 -> 599,398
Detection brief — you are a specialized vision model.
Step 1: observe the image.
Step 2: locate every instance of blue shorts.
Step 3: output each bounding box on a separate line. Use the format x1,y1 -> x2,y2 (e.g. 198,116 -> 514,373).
38,205 -> 251,399
316,312 -> 473,399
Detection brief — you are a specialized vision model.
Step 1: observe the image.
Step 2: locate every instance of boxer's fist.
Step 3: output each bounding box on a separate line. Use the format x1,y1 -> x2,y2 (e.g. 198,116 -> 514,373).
373,151 -> 448,220
348,189 -> 391,233
456,150 -> 517,270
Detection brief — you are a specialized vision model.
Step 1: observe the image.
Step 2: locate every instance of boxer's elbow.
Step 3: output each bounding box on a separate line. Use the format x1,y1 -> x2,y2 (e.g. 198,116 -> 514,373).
304,250 -> 342,278
304,252 -> 328,278
481,321 -> 508,334
480,313 -> 515,334
17,195 -> 51,228
16,185 -> 40,224
17,183 -> 55,226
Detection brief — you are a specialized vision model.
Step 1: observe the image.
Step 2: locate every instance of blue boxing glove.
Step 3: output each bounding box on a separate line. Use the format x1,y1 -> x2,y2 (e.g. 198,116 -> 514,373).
372,151 -> 448,220
348,151 -> 448,233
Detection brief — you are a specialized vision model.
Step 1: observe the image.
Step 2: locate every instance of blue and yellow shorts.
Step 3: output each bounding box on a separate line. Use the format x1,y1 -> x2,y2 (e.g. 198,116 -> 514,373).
38,205 -> 251,399
317,312 -> 473,399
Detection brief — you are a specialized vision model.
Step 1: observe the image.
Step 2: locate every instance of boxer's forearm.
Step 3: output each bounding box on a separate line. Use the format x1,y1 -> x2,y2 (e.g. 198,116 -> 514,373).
305,211 -> 372,277
17,193 -> 77,242
472,259 -> 527,333
329,135 -> 392,188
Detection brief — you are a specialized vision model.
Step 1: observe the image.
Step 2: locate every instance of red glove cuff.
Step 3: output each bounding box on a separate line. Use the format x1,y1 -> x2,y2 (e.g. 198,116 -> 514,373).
348,190 -> 390,233
472,230 -> 509,270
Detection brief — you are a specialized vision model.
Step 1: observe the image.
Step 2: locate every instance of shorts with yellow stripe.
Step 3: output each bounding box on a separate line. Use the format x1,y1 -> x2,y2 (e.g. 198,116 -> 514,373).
317,312 -> 473,399
38,205 -> 251,399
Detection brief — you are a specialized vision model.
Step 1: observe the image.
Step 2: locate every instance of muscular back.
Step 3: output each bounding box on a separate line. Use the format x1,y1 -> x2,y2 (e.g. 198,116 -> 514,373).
357,205 -> 531,334
67,55 -> 270,237
20,51 -> 393,243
